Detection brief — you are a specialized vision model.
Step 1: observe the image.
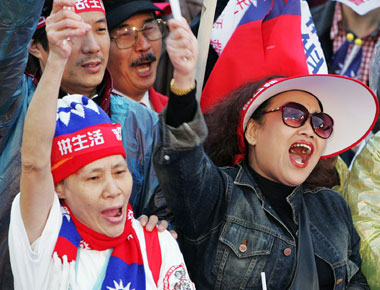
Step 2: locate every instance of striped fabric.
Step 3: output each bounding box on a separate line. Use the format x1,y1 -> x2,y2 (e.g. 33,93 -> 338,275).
330,3 -> 380,84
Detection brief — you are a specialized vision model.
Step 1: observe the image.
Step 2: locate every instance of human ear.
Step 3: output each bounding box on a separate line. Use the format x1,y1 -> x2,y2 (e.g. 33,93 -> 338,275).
28,40 -> 49,71
55,181 -> 66,199
28,39 -> 44,59
245,119 -> 259,146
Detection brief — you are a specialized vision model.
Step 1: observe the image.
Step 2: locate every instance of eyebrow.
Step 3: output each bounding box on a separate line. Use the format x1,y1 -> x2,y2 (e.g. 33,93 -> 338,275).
96,17 -> 107,24
111,162 -> 128,170
84,161 -> 127,174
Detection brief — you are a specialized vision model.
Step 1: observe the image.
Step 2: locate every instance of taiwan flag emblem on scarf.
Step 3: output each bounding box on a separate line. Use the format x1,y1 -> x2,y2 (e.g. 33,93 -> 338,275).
54,203 -> 146,290
201,0 -> 327,112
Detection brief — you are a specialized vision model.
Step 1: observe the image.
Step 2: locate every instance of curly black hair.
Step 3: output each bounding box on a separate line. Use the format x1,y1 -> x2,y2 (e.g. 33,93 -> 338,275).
204,75 -> 285,167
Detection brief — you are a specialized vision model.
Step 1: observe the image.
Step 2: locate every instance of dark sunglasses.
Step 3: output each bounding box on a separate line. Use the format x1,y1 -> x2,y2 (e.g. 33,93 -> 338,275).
263,102 -> 334,139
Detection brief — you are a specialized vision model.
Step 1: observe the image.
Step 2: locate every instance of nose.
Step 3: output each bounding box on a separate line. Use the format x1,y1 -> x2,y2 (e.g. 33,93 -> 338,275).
82,30 -> 101,54
134,31 -> 151,52
102,176 -> 121,199
299,118 -> 316,138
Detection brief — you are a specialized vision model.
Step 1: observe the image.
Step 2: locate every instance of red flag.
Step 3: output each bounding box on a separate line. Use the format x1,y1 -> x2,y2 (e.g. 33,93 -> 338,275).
201,0 -> 310,112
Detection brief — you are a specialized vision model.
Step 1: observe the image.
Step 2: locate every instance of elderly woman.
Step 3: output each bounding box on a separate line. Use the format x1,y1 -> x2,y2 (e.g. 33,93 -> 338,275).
153,70 -> 378,288
8,1 -> 196,289
8,70 -> 195,289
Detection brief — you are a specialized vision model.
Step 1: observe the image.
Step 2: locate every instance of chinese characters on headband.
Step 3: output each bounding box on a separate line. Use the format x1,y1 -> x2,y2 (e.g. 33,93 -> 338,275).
56,126 -> 122,156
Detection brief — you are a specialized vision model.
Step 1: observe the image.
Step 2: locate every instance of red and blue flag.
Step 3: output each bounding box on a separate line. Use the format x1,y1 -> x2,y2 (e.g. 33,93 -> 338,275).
201,0 -> 327,112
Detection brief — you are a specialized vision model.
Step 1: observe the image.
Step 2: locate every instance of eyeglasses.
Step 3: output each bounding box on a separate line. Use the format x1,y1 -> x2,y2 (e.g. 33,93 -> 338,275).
263,102 -> 334,139
110,19 -> 167,49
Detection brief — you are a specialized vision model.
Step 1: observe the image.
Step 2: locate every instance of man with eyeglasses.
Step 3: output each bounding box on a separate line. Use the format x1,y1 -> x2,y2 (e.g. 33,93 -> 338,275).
105,0 -> 169,112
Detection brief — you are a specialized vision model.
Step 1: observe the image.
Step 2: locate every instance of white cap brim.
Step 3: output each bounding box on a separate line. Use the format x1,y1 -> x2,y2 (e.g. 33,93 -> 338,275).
334,0 -> 380,15
242,74 -> 379,158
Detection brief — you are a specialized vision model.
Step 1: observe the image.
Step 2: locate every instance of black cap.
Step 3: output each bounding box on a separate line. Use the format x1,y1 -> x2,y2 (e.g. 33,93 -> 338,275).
106,0 -> 164,30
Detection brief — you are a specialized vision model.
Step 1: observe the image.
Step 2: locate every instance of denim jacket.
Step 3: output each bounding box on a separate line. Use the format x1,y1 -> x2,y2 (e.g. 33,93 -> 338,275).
153,106 -> 368,290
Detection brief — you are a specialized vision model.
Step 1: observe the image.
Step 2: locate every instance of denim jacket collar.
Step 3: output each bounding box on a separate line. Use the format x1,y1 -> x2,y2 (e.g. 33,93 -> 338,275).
233,163 -> 352,272
234,162 -> 304,225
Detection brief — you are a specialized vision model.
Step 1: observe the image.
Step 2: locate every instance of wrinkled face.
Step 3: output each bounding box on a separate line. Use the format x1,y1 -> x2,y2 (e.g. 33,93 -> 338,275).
108,12 -> 162,101
56,155 -> 133,237
61,11 -> 110,96
245,90 -> 327,186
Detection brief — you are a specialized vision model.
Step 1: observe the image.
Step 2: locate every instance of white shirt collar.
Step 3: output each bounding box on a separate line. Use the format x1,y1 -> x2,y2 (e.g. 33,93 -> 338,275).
112,89 -> 152,110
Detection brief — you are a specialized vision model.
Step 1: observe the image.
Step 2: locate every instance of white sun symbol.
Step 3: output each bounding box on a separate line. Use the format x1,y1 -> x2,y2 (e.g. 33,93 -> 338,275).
106,280 -> 134,290
61,206 -> 71,222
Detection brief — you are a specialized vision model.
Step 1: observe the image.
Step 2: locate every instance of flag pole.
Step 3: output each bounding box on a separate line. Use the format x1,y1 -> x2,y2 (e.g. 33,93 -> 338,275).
195,0 -> 217,103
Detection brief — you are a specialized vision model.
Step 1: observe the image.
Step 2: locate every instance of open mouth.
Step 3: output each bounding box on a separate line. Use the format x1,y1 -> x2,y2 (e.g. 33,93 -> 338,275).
289,143 -> 313,167
135,62 -> 152,74
131,54 -> 156,76
101,207 -> 123,223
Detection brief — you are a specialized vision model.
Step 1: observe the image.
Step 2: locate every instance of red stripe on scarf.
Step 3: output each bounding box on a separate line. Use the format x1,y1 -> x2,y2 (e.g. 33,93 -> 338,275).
69,203 -> 132,250
53,203 -> 147,289
54,237 -> 79,263
54,203 -> 143,264
144,228 -> 162,286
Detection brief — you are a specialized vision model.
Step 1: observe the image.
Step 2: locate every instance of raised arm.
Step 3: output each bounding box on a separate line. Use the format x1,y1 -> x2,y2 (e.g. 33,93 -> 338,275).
153,18 -> 230,238
165,17 -> 198,96
20,0 -> 90,244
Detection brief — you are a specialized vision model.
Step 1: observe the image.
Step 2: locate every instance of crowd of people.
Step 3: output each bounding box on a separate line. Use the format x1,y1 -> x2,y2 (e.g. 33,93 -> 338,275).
1,0 -> 380,289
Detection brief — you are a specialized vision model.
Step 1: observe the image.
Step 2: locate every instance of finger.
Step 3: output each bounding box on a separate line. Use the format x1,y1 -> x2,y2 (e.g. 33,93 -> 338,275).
157,219 -> 168,232
166,48 -> 194,67
169,230 -> 178,240
47,28 -> 87,48
137,214 -> 149,227
46,10 -> 91,46
167,17 -> 189,32
51,0 -> 76,15
167,47 -> 195,66
167,26 -> 194,44
166,36 -> 193,52
166,28 -> 198,60
166,41 -> 193,56
47,8 -> 85,27
62,5 -> 75,11
47,20 -> 89,36
145,215 -> 159,232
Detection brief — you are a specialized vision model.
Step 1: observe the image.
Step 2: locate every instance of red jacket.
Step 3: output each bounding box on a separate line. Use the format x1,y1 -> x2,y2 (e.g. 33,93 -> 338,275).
149,87 -> 168,113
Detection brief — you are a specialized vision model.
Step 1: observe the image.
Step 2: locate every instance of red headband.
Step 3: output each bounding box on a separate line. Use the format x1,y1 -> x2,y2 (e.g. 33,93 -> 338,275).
37,0 -> 105,30
234,78 -> 283,165
51,123 -> 126,184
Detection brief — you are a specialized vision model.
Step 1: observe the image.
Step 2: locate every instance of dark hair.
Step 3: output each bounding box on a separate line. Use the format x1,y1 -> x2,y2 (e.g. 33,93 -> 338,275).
204,75 -> 285,167
304,156 -> 340,188
204,75 -> 341,189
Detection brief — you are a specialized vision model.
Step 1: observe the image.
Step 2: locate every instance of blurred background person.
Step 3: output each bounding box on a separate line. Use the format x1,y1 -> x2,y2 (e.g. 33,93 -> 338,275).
344,37 -> 380,290
105,0 -> 169,112
311,0 -> 380,165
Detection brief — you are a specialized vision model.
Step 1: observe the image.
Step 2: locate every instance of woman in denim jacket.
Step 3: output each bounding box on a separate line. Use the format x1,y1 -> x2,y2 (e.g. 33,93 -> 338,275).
154,73 -> 377,289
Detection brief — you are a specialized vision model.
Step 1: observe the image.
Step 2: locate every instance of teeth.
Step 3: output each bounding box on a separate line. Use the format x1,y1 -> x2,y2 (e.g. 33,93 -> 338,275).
137,66 -> 149,73
291,143 -> 312,154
